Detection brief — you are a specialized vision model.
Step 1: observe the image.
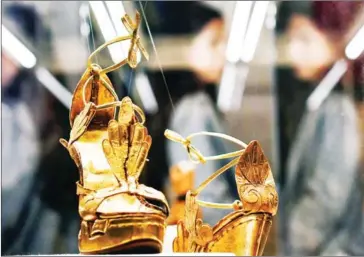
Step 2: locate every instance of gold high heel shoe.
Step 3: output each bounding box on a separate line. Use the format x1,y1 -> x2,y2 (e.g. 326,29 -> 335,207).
165,130 -> 278,256
60,12 -> 169,254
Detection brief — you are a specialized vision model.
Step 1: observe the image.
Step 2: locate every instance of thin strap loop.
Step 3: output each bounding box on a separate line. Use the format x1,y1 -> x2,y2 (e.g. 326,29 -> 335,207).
187,132 -> 247,149
196,200 -> 234,209
193,157 -> 242,211
192,157 -> 242,211
165,129 -> 248,210
192,157 -> 240,196
87,35 -> 132,74
164,130 -> 247,164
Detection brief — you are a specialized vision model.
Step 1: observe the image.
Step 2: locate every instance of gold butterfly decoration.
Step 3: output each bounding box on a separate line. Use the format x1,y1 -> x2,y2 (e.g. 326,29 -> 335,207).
122,11 -> 149,68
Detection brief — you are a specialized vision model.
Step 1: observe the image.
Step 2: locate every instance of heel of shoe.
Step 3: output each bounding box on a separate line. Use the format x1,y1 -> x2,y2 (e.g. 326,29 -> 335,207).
79,213 -> 166,254
206,212 -> 272,256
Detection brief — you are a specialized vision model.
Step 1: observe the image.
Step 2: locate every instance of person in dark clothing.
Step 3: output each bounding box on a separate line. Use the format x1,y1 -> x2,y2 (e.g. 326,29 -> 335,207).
2,3 -> 57,254
139,2 -> 239,225
279,1 -> 364,255
2,3 -> 79,254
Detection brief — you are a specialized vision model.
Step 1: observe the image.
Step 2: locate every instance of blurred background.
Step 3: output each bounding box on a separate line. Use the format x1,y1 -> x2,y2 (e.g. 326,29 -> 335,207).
1,0 -> 364,255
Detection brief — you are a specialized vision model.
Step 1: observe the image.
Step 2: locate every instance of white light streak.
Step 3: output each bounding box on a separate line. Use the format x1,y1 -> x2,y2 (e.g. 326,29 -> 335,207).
2,25 -> 37,69
306,59 -> 348,111
230,66 -> 249,111
35,67 -> 72,109
105,1 -> 126,35
2,25 -> 72,109
105,1 -> 141,64
345,24 -> 364,60
225,1 -> 252,63
240,1 -> 269,63
217,63 -> 238,111
135,72 -> 159,114
89,1 -> 125,63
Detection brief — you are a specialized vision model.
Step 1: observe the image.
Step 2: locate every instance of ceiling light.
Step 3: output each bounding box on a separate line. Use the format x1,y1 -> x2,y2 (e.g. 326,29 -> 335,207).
225,1 -> 252,63
345,24 -> 364,60
240,1 -> 269,63
89,1 -> 125,63
2,25 -> 37,69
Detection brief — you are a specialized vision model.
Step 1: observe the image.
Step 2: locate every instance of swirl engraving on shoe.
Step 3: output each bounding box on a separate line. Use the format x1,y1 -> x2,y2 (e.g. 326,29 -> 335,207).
235,141 -> 278,215
168,132 -> 279,255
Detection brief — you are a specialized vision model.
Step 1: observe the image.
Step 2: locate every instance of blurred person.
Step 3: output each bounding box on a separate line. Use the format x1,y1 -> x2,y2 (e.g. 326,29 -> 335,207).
1,3 -> 78,254
279,1 -> 364,255
2,3 -> 54,254
140,2 -> 239,226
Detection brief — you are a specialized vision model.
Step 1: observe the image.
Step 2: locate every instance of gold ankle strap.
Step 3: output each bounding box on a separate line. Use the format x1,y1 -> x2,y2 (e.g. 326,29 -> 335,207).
87,35 -> 130,75
78,11 -> 147,124
80,67 -> 146,124
164,130 -> 247,164
86,11 -> 148,74
164,130 -> 247,210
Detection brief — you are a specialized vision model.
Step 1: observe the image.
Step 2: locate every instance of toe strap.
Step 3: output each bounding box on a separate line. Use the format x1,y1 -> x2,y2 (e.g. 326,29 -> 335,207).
76,182 -> 170,219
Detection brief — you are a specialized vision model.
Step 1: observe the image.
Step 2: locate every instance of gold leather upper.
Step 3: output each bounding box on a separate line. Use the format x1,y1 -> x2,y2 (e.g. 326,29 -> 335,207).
60,11 -> 169,254
62,69 -> 170,221
165,130 -> 278,256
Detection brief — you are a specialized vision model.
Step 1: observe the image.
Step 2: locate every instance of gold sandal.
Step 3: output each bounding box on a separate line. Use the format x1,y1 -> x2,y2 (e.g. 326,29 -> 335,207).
165,130 -> 278,256
60,12 -> 169,254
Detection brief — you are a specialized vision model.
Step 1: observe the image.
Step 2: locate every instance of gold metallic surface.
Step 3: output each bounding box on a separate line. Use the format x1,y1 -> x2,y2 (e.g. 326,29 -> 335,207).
87,12 -> 148,73
121,12 -> 149,68
167,164 -> 202,225
60,12 -> 169,254
166,131 -> 278,256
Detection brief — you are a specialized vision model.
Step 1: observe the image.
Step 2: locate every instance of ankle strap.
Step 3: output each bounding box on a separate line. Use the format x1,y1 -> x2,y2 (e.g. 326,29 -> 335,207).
164,130 -> 247,210
86,11 -> 147,74
80,67 -> 145,124
78,11 -> 147,124
87,35 -> 131,75
164,130 -> 247,164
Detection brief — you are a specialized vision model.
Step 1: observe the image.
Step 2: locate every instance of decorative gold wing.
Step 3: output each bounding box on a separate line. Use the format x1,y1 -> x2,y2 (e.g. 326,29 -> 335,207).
69,102 -> 97,145
235,140 -> 278,215
60,102 -> 96,183
101,97 -> 152,186
126,123 -> 152,183
182,191 -> 213,252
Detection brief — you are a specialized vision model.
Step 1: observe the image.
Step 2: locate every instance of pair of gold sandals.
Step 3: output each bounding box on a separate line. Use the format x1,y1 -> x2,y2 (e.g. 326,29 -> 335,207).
60,12 -> 278,255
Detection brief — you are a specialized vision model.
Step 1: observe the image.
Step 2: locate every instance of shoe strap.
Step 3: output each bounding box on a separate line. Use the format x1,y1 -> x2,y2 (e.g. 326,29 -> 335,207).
76,181 -> 170,217
80,70 -> 146,124
87,35 -> 131,75
77,11 -> 147,124
164,130 -> 247,164
87,11 -> 146,75
164,130 -> 247,210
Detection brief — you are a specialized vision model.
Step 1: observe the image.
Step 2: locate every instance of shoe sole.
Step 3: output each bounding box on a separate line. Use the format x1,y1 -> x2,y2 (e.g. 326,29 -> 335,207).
79,213 -> 166,254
